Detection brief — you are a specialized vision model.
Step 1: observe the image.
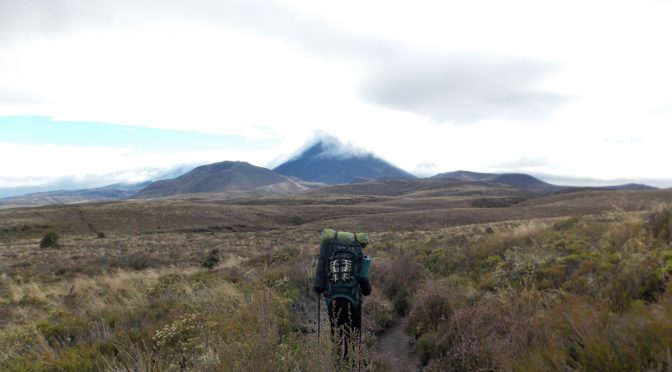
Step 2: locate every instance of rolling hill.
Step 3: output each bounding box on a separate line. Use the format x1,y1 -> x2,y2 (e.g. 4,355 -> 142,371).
0,182 -> 150,209
431,170 -> 656,193
1,138 -> 659,209
431,170 -> 562,193
135,161 -> 321,199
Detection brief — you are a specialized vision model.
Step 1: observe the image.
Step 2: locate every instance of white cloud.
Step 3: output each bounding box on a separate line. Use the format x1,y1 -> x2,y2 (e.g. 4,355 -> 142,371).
0,0 -> 671,188
0,142 -> 279,191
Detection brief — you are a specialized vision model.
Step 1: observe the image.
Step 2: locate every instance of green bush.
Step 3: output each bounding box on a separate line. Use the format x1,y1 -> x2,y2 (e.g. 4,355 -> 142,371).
202,249 -> 220,269
40,231 -> 60,249
153,312 -> 215,368
647,206 -> 672,243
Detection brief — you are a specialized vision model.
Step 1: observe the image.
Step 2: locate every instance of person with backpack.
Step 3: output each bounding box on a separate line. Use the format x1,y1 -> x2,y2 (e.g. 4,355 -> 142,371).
313,228 -> 372,363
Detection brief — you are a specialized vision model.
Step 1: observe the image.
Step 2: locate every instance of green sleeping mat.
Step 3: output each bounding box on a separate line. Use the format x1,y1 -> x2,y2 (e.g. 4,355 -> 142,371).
320,228 -> 369,245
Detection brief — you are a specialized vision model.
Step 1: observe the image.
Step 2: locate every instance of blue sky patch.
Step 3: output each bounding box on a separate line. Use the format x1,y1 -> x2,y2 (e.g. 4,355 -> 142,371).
0,116 -> 279,151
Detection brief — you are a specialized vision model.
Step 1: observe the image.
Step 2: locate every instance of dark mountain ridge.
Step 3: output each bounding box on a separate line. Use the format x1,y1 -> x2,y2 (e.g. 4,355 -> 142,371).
274,140 -> 416,184
1,138 -> 660,208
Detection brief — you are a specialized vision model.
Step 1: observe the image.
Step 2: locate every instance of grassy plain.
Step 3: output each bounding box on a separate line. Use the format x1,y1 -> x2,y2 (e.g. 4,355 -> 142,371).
1,184 -> 672,371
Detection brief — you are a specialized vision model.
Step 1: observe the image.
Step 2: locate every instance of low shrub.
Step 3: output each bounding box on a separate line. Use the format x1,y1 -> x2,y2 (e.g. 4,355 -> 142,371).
153,312 -> 215,369
125,253 -> 161,270
405,282 -> 456,342
362,291 -> 395,333
646,206 -> 672,243
373,250 -> 424,315
202,249 -> 220,269
40,231 -> 60,249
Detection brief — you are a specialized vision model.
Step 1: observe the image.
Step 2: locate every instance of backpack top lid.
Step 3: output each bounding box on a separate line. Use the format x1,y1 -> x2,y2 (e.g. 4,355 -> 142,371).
320,228 -> 369,245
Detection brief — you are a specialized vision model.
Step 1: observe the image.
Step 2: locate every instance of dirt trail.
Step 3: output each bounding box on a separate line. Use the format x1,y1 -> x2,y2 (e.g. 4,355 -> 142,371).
374,318 -> 421,371
76,208 -> 98,235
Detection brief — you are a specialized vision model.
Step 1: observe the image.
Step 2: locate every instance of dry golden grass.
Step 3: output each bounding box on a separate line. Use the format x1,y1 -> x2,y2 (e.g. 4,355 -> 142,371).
2,187 -> 669,238
2,189 -> 672,371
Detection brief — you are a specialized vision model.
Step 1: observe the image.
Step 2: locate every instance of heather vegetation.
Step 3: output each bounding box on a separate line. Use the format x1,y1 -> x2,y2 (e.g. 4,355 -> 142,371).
39,232 -> 60,249
397,205 -> 672,370
0,230 -> 383,371
1,202 -> 672,371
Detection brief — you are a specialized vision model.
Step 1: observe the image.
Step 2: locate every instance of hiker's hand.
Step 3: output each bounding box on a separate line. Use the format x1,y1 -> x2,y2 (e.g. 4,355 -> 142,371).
356,276 -> 372,296
313,286 -> 323,294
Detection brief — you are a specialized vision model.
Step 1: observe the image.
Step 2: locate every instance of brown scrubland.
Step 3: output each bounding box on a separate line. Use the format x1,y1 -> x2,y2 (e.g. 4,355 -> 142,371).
1,186 -> 672,371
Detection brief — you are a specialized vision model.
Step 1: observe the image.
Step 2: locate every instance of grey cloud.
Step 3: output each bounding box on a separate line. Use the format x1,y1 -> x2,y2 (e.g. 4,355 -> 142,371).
0,163 -> 197,198
0,0 -> 115,38
0,0 -> 569,124
361,56 -> 570,123
0,0 -> 343,45
0,0 -> 396,60
176,0 -> 571,127
192,3 -> 572,123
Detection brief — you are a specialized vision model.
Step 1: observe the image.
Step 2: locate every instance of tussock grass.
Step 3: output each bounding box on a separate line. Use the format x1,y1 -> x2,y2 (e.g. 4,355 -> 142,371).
3,200 -> 672,371
399,206 -> 672,370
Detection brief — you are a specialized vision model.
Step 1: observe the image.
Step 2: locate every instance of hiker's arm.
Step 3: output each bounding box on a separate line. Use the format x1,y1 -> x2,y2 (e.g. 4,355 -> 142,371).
358,276 -> 371,296
313,243 -> 328,293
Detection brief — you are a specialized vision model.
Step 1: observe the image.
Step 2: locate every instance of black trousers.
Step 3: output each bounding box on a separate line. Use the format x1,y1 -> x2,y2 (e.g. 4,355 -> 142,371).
327,298 -> 361,361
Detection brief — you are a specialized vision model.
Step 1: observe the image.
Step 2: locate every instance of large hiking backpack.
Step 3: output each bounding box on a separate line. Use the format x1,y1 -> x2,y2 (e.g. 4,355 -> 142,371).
325,239 -> 364,306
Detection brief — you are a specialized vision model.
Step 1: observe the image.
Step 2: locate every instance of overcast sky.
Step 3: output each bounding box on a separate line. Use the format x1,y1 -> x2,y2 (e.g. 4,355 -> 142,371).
1,0 -> 671,195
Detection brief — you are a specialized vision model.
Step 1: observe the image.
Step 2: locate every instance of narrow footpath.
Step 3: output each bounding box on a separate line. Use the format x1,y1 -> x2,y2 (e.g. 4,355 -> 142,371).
374,318 -> 421,372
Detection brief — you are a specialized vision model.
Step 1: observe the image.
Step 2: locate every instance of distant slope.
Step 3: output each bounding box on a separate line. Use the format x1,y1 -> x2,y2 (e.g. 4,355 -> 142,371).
309,179 -> 425,196
606,183 -> 657,191
432,171 -> 657,193
432,170 -> 561,193
0,182 -> 150,209
274,139 -> 416,184
4,182 -> 670,238
308,178 -> 534,200
136,161 -> 320,198
431,170 -> 494,182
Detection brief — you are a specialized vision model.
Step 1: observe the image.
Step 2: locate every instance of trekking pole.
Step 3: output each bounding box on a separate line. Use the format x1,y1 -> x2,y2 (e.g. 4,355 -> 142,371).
317,295 -> 321,342
358,328 -> 362,372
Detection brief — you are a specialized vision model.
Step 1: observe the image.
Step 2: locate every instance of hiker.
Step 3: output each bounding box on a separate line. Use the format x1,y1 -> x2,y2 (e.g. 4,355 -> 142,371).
313,228 -> 372,362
